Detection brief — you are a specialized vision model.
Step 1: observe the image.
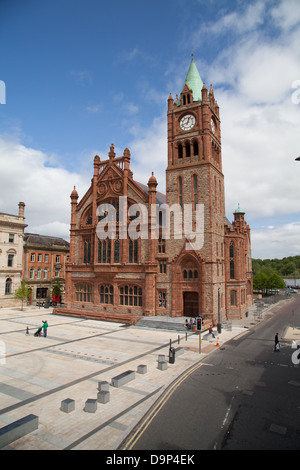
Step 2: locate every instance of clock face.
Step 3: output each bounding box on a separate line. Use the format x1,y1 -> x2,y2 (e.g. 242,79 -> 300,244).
180,114 -> 196,131
211,118 -> 215,134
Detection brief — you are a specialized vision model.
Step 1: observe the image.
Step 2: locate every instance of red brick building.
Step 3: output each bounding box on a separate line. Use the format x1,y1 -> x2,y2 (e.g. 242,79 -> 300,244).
59,58 -> 253,324
23,233 -> 70,303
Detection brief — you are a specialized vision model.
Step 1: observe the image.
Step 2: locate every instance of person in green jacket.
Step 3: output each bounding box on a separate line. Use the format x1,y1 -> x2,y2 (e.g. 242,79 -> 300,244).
42,320 -> 48,337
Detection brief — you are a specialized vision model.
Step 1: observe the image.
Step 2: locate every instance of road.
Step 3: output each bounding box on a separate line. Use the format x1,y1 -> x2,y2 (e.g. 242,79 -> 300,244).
124,295 -> 300,450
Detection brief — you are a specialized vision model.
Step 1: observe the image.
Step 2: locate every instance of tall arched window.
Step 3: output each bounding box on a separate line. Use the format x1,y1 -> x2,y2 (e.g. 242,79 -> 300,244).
186,142 -> 191,157
120,285 -> 142,307
178,143 -> 183,159
193,141 -> 199,156
229,243 -> 235,279
100,285 -> 113,304
75,283 -> 94,302
5,278 -> 12,295
129,239 -> 138,263
83,240 -> 91,264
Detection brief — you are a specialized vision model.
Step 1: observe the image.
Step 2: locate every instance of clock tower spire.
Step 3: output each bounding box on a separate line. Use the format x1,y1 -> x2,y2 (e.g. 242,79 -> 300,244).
166,56 -> 226,320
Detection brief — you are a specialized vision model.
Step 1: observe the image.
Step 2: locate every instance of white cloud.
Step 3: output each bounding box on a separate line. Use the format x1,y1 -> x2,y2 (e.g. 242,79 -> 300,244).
0,136 -> 89,240
189,0 -> 300,259
251,222 -> 300,259
128,114 -> 167,194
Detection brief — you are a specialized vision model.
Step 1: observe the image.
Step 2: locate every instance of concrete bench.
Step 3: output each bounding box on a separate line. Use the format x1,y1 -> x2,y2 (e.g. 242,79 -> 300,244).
111,370 -> 135,388
97,390 -> 110,404
60,398 -> 75,413
84,399 -> 97,413
0,414 -> 38,449
137,364 -> 147,374
157,354 -> 165,362
98,381 -> 109,392
158,361 -> 168,371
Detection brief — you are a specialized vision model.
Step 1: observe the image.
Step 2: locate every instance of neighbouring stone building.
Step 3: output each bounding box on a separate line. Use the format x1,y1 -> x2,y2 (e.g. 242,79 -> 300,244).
57,57 -> 253,324
0,202 -> 27,307
23,233 -> 70,304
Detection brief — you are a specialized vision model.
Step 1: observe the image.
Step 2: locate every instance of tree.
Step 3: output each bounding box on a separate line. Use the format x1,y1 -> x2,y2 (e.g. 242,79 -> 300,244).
14,282 -> 31,311
253,272 -> 268,292
267,273 -> 286,291
281,262 -> 296,276
253,271 -> 285,294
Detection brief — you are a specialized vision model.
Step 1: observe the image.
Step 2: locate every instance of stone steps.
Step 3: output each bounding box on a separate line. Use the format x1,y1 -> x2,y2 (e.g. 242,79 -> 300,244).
135,319 -> 188,332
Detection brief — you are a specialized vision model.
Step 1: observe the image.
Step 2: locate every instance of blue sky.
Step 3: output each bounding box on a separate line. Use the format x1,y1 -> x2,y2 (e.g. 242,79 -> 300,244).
1,0 -> 300,259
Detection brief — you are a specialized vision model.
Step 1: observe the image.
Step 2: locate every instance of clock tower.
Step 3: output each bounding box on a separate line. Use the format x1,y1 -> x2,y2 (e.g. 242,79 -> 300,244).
166,56 -> 226,320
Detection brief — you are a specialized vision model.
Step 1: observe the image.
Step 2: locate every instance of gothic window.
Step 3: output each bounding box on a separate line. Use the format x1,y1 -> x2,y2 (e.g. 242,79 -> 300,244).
120,285 -> 142,307
229,242 -> 235,279
100,285 -> 113,304
186,142 -> 191,157
159,260 -> 167,274
98,239 -> 118,264
178,176 -> 183,208
193,141 -> 199,156
129,239 -> 138,263
178,143 -> 183,159
37,268 -> 42,279
29,268 -> 34,279
158,235 -> 165,254
5,278 -> 12,295
83,240 -> 91,264
158,291 -> 167,308
230,260 -> 235,279
86,211 -> 92,225
75,283 -> 94,302
182,269 -> 198,281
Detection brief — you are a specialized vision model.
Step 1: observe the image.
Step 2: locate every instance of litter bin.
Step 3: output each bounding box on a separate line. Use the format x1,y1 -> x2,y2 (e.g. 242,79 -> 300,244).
169,347 -> 175,364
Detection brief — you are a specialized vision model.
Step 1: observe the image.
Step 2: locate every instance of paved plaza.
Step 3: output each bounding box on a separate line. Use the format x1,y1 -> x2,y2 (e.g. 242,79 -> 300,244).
0,301 -> 290,450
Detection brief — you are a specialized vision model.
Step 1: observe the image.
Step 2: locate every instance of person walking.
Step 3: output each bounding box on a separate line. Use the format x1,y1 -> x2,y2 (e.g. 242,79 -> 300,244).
42,320 -> 48,338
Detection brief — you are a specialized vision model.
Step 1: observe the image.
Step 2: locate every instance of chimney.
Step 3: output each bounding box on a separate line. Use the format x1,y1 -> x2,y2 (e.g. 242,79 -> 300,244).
18,202 -> 25,218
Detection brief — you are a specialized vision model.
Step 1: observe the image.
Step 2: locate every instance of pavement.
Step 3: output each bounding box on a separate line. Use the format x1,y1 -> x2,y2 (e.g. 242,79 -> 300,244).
0,295 -> 296,450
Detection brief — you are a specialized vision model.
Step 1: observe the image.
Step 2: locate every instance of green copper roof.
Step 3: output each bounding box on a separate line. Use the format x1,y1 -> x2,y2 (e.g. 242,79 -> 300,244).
234,203 -> 245,214
177,58 -> 203,106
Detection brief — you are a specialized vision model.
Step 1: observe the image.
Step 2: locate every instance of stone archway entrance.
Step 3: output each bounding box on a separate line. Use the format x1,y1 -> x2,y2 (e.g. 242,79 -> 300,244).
183,292 -> 199,317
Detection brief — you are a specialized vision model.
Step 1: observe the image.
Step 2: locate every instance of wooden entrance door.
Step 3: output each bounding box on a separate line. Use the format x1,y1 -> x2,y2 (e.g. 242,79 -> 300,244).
183,292 -> 199,317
